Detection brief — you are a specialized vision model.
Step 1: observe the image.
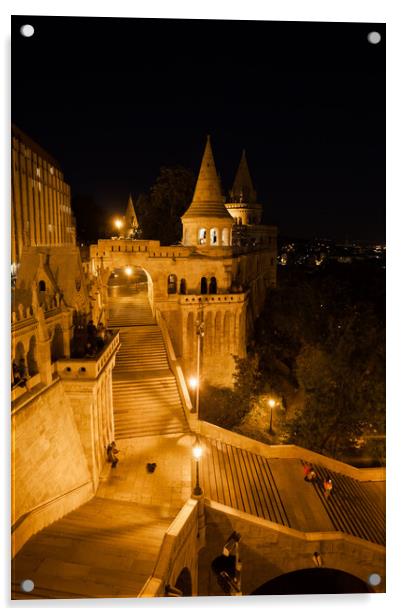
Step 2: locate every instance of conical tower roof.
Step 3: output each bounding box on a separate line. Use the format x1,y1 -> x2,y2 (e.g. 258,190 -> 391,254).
182,136 -> 233,220
231,149 -> 257,203
125,194 -> 139,230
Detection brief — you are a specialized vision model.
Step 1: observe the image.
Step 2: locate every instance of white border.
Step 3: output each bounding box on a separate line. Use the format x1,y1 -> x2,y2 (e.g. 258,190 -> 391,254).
1,1 -> 401,614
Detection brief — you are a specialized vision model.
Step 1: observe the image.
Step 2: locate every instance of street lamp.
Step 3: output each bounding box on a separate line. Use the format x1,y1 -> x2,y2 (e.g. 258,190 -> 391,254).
124,266 -> 133,276
188,376 -> 198,407
192,437 -> 203,496
114,218 -> 123,232
194,317 -> 204,416
268,398 -> 276,435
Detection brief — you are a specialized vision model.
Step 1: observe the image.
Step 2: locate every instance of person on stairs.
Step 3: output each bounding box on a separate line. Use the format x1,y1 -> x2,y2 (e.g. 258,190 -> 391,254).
107,441 -> 119,468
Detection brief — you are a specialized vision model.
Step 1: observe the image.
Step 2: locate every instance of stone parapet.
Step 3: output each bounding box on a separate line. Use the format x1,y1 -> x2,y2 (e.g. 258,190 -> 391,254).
198,421 -> 386,481
56,330 -> 120,380
138,498 -> 200,597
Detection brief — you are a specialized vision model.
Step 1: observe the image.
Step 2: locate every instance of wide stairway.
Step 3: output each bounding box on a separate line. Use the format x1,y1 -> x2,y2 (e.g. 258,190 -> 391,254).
199,437 -> 385,546
109,285 -> 189,438
12,498 -> 173,599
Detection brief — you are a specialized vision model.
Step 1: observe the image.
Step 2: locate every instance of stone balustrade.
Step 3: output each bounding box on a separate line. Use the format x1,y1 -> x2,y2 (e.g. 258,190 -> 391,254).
138,498 -> 200,597
179,292 -> 247,305
56,330 -> 120,380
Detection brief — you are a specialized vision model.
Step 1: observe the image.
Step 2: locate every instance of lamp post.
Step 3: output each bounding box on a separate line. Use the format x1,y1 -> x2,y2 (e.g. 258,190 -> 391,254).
192,437 -> 203,496
268,398 -> 276,435
195,317 -> 204,417
188,376 -> 198,408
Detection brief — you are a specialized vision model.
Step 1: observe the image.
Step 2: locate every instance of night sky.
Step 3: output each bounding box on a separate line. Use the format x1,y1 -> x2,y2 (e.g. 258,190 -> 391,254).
11,16 -> 385,241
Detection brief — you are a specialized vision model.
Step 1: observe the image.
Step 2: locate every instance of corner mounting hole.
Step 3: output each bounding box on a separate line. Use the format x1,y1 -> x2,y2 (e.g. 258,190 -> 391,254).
368,573 -> 381,586
20,24 -> 35,38
21,579 -> 34,593
367,31 -> 381,45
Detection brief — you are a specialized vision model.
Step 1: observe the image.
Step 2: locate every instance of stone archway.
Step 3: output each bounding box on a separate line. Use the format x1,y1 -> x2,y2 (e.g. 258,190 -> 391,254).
251,568 -> 371,595
174,567 -> 192,597
106,265 -> 154,327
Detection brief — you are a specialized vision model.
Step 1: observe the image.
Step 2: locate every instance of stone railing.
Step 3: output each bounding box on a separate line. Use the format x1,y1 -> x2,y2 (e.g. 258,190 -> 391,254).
179,292 -> 247,306
11,303 -> 35,326
198,421 -> 386,482
205,499 -> 385,593
155,309 -> 197,430
56,330 -> 120,380
138,498 -> 199,598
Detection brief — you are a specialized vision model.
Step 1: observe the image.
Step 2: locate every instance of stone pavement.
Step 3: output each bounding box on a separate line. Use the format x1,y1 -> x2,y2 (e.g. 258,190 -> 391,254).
12,433 -> 194,599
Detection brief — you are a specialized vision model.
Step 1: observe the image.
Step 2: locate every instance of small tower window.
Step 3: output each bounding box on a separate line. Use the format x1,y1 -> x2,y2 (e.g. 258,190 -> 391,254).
210,228 -> 218,245
209,277 -> 217,294
179,279 -> 187,294
198,228 -> 207,245
38,280 -> 46,292
168,274 -> 177,294
200,277 -> 208,295
222,228 -> 230,246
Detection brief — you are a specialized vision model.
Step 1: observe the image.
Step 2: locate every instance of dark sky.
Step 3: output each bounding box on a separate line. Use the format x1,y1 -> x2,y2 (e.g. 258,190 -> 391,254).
11,16 -> 385,241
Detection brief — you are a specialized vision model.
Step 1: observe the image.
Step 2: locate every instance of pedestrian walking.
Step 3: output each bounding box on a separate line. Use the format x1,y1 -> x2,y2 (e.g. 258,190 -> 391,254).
323,478 -> 333,498
107,441 -> 119,468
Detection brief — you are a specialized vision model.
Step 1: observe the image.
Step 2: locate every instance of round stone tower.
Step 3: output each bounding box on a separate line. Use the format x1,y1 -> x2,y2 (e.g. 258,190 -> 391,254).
181,136 -> 234,247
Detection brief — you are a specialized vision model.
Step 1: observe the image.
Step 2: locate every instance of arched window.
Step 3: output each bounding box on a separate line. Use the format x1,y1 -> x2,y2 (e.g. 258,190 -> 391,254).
38,280 -> 46,292
222,228 -> 229,246
198,228 -> 207,245
27,336 -> 38,376
167,274 -> 177,294
179,278 -> 187,294
210,228 -> 218,245
200,277 -> 208,295
209,277 -> 217,294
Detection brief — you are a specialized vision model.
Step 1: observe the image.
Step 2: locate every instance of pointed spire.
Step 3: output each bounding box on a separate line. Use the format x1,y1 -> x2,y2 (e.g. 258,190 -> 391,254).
231,149 -> 257,203
124,194 -> 139,233
182,136 -> 232,220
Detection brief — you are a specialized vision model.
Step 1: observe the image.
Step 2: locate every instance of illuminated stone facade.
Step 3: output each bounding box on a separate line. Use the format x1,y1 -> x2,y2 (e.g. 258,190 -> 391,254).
90,136 -> 277,387
11,124 -> 76,271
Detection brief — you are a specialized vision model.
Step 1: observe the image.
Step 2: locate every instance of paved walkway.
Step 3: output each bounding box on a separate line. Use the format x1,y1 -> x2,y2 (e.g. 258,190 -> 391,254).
12,434 -> 193,599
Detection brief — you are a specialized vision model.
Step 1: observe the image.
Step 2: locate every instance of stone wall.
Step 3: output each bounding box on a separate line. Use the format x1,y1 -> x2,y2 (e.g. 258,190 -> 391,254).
198,501 -> 385,595
11,379 -> 93,555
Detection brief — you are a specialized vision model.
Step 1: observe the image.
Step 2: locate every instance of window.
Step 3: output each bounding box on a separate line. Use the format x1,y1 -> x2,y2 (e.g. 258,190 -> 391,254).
198,228 -> 207,244
168,274 -> 177,294
210,228 -> 218,245
179,279 -> 187,294
209,277 -> 217,294
222,228 -> 229,246
200,277 -> 208,295
38,280 -> 46,292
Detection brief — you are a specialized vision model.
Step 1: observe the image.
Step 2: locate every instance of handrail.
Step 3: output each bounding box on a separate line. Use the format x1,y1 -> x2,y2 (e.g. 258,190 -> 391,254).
155,309 -> 196,429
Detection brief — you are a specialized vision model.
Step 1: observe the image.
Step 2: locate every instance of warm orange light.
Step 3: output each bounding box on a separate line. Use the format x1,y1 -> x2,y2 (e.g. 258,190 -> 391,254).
192,443 -> 203,460
114,218 -> 123,230
189,377 -> 198,390
268,398 -> 276,408
124,266 -> 133,276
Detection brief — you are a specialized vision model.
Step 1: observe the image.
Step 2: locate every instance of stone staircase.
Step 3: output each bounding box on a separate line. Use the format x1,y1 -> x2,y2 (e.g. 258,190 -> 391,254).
12,498 -> 173,599
109,286 -> 189,438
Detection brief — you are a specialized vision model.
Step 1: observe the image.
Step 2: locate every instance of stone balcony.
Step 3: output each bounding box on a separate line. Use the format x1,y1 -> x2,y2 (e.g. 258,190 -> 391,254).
56,330 -> 120,380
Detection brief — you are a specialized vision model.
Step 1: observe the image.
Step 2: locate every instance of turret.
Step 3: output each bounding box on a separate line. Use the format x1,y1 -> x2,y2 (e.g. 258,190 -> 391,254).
181,136 -> 233,247
226,150 -> 262,226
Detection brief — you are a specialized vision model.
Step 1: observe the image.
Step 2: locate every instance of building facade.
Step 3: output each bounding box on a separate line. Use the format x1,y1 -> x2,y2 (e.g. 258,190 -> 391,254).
11,124 -> 76,271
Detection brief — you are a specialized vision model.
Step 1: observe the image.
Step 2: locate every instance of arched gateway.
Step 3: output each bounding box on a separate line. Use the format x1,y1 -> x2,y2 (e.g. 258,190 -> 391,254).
91,136 -> 277,387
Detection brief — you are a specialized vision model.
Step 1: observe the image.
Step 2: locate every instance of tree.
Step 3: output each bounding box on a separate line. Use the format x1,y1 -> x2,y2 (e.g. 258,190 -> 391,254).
136,165 -> 195,244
